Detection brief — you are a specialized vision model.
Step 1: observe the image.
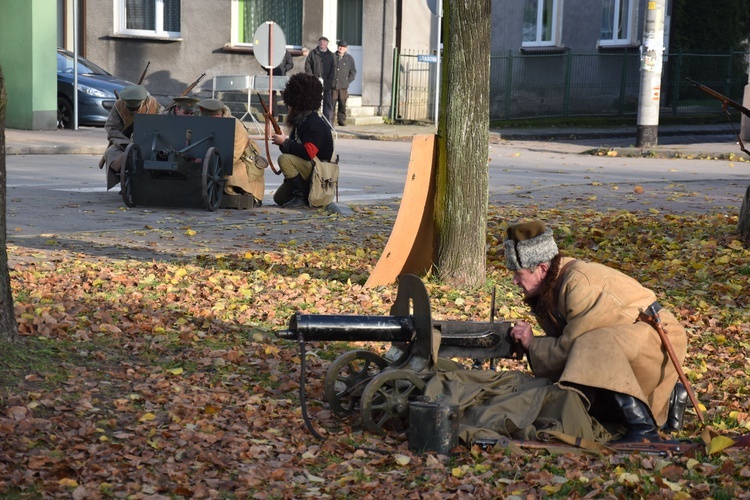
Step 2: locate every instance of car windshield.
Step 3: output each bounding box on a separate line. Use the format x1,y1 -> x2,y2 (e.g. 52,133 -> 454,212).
57,50 -> 111,76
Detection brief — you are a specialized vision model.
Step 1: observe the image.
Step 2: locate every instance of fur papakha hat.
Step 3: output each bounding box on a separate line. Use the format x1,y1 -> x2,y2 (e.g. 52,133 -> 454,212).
504,220 -> 559,271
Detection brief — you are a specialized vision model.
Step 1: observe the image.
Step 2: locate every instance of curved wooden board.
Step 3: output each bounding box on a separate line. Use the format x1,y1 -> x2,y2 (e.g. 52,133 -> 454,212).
365,134 -> 437,288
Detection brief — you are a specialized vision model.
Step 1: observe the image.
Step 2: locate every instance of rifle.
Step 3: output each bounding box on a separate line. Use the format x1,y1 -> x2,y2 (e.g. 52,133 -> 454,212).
137,61 -> 150,85
165,72 -> 207,112
686,77 -> 750,155
256,92 -> 282,134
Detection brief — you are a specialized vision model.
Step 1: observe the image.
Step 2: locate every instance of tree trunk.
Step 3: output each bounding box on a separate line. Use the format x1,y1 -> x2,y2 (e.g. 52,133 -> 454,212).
433,0 -> 491,288
739,184 -> 750,245
0,64 -> 19,341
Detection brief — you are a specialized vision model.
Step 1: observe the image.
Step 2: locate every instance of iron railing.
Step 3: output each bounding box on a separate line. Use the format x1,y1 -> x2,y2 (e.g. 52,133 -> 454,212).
392,48 -> 750,122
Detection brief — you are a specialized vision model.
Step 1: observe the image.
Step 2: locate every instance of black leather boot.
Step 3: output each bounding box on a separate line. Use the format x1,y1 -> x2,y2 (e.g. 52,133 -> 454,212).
283,175 -> 309,208
611,392 -> 661,443
661,382 -> 688,433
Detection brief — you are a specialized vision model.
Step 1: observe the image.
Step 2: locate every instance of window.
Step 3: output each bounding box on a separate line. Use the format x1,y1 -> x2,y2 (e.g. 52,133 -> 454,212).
116,0 -> 181,38
522,0 -> 560,47
234,0 -> 303,47
600,0 -> 636,46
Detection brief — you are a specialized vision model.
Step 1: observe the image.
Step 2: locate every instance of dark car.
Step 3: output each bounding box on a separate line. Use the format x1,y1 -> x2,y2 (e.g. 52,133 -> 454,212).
57,49 -> 135,129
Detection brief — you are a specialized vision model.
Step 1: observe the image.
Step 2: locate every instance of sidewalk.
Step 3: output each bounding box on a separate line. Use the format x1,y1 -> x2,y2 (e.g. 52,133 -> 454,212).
4,121 -> 746,158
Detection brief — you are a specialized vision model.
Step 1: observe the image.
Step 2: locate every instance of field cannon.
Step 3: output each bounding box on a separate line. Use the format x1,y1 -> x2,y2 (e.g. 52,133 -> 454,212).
277,274 -> 522,436
120,114 -> 236,211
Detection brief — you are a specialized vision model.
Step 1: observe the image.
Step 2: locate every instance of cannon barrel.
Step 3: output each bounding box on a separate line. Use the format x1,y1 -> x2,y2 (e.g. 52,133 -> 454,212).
277,313 -> 415,342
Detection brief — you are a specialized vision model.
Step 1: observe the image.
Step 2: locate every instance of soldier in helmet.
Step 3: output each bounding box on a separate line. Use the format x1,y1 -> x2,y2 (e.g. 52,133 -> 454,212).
99,84 -> 163,190
164,96 -> 200,116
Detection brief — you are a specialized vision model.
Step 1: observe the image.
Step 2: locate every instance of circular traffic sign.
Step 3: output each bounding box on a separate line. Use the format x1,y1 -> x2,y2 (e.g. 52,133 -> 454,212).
253,22 -> 287,69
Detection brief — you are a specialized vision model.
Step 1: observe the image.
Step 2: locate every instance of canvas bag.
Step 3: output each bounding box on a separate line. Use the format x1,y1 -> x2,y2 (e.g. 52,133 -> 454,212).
308,116 -> 339,207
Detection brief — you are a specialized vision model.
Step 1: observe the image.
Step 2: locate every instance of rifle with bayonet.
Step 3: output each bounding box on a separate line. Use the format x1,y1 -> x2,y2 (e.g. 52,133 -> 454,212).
165,72 -> 207,112
137,61 -> 151,85
686,77 -> 750,155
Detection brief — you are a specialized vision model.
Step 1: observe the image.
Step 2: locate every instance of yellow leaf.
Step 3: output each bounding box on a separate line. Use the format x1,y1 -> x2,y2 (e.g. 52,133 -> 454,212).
707,435 -> 736,454
662,478 -> 682,492
542,484 -> 563,494
185,229 -> 197,236
451,467 -> 466,478
617,472 -> 639,485
59,478 -> 78,488
167,367 -> 184,375
394,454 -> 411,466
139,412 -> 156,422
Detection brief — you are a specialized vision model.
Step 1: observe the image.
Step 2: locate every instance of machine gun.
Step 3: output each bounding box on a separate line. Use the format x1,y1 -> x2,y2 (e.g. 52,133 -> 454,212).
686,77 -> 750,155
277,274 -> 523,437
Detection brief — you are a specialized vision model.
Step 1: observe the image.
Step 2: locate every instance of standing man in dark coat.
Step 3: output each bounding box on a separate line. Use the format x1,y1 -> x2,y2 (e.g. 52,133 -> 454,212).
304,36 -> 335,123
331,40 -> 357,126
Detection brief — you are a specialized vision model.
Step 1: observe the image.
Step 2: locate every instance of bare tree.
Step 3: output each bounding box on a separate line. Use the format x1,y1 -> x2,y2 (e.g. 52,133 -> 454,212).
0,64 -> 18,341
433,0 -> 491,288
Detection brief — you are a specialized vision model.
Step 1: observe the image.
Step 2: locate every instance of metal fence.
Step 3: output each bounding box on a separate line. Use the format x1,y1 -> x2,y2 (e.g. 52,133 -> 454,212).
391,48 -> 750,122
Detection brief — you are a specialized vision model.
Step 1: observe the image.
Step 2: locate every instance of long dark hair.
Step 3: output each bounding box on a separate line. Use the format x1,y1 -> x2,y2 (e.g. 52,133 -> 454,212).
525,253 -> 563,319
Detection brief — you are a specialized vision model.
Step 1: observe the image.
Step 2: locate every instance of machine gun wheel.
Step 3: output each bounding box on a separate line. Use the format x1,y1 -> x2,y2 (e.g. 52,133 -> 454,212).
324,350 -> 390,415
202,146 -> 224,211
121,143 -> 141,207
360,369 -> 426,435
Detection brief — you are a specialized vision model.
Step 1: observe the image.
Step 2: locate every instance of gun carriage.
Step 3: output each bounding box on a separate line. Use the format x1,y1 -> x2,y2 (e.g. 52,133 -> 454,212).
277,274 -> 521,436
121,114 -> 236,211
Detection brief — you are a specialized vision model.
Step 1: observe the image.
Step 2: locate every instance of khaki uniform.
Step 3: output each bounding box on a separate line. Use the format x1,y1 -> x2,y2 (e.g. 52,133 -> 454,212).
100,97 -> 162,190
224,116 -> 265,202
528,257 -> 688,425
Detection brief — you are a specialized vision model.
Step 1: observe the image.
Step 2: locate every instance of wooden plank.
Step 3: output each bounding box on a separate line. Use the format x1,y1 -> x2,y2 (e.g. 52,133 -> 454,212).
365,134 -> 436,288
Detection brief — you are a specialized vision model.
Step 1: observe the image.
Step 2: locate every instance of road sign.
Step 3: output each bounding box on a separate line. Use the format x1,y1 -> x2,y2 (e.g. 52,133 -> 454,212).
253,22 -> 287,69
417,54 -> 438,63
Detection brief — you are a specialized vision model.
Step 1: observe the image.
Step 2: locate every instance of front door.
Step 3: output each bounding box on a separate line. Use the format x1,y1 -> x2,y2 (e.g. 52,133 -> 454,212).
336,0 -> 363,95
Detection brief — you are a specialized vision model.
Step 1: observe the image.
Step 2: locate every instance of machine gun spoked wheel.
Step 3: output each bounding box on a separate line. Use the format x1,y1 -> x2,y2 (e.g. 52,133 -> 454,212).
201,146 -> 225,211
324,350 -> 390,415
121,143 -> 141,207
359,369 -> 427,435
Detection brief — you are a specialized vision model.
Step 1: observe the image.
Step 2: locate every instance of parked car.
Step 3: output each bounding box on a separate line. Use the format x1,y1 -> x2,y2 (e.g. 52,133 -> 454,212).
57,49 -> 135,129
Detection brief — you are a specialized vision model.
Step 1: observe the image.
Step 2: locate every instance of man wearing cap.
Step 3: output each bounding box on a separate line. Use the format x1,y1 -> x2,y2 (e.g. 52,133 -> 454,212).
164,96 -> 200,116
504,220 -> 689,442
304,36 -> 335,123
270,73 -> 334,208
100,84 -> 163,190
331,40 -> 357,126
197,98 -> 267,205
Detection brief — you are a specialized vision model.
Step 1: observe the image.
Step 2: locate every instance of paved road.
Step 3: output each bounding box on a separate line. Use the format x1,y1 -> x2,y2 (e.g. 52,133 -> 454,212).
6,135 -> 749,260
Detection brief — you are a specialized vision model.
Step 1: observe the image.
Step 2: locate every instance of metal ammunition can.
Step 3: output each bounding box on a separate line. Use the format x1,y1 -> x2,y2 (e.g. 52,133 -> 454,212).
408,401 -> 459,454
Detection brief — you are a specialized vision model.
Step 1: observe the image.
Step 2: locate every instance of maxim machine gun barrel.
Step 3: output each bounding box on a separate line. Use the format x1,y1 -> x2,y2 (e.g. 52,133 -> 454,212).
276,274 -> 522,437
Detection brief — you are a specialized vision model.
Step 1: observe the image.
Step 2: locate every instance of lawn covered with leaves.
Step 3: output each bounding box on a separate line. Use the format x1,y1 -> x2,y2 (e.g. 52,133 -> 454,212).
1,204 -> 749,498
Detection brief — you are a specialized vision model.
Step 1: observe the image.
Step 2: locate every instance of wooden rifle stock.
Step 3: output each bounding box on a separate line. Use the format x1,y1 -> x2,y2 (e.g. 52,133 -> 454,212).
257,92 -> 282,134
686,78 -> 750,119
137,61 -> 150,85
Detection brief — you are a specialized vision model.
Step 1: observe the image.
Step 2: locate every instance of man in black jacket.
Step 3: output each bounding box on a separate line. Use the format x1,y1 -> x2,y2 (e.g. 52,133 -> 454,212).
270,73 -> 334,208
304,36 -> 335,123
331,40 -> 357,126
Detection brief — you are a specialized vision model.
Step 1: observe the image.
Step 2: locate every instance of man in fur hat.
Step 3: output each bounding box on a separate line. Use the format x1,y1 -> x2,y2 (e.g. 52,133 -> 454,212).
505,220 -> 689,442
270,73 -> 334,208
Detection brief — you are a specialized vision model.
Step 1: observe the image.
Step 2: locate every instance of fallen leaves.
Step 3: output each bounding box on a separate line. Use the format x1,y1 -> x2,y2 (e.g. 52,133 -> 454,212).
1,204 -> 749,497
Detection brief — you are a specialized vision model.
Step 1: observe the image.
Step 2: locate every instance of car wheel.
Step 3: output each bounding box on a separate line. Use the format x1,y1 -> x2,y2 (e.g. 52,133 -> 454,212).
57,96 -> 73,129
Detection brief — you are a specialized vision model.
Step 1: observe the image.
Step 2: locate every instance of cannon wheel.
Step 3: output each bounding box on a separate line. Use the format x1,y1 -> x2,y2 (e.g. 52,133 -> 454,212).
202,147 -> 224,211
121,143 -> 141,207
324,350 -> 390,415
360,369 -> 426,435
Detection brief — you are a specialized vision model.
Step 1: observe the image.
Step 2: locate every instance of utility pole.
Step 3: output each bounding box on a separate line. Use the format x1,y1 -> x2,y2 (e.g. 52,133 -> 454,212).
636,0 -> 666,148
